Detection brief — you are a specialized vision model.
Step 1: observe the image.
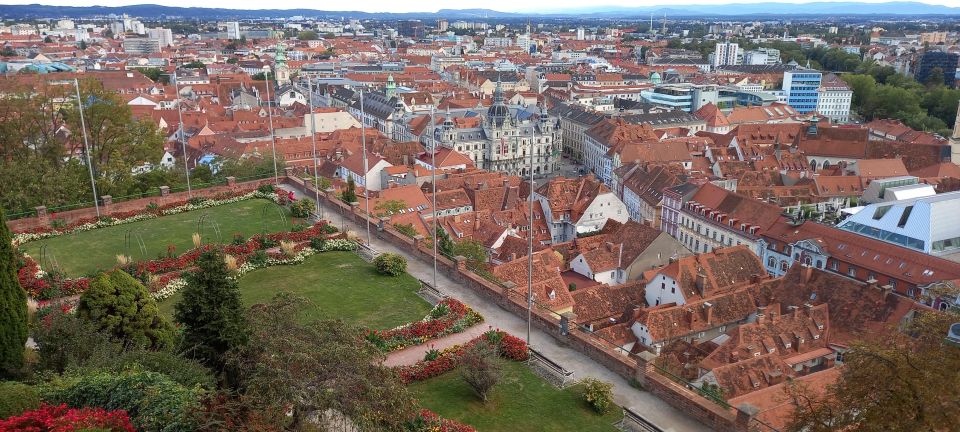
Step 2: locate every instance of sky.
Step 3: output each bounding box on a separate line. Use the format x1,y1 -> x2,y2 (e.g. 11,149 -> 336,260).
3,0 -> 960,13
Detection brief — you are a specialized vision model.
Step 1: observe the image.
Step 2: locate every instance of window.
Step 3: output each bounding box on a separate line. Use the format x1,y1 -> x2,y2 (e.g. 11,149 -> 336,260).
671,286 -> 675,294
848,266 -> 857,277
780,260 -> 788,272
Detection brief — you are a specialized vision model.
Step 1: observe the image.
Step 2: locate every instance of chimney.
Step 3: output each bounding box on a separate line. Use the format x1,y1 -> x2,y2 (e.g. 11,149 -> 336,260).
803,303 -> 813,315
793,332 -> 804,351
695,273 -> 707,297
503,178 -> 510,187
766,371 -> 784,385
687,308 -> 696,327
880,284 -> 894,300
605,242 -> 615,252
866,278 -> 878,290
802,264 -> 814,283
704,302 -> 714,325
403,154 -> 409,166
729,350 -> 739,364
756,305 -> 766,324
750,273 -> 761,283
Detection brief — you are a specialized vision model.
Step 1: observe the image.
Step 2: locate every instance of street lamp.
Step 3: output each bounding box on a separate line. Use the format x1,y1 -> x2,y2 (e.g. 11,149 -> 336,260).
172,70 -> 192,197
264,70 -> 279,184
306,75 -> 323,218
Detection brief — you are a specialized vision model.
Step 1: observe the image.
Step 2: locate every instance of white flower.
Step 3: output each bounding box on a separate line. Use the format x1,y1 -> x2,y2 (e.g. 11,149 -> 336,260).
151,278 -> 188,301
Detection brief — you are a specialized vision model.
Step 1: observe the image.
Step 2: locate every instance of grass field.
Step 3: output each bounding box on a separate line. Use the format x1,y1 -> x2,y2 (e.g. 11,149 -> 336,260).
22,199 -> 292,277
409,361 -> 621,432
159,251 -> 433,330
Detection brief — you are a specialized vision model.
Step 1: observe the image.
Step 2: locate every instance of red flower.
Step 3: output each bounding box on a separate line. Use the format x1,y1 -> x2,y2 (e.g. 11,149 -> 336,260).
0,403 -> 136,432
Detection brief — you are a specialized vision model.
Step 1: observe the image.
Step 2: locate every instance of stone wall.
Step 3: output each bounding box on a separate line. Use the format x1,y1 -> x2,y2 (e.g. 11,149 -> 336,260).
7,177 -> 276,233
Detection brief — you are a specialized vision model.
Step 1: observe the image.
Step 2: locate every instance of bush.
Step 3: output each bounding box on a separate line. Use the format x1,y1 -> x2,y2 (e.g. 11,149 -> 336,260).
460,343 -> 502,402
77,270 -> 173,349
0,403 -> 135,432
290,198 -> 314,218
257,184 -> 275,194
231,234 -> 246,245
188,197 -> 205,206
373,253 -> 407,276
320,223 -> 339,234
41,369 -> 201,432
0,381 -> 41,418
582,378 -> 614,414
248,250 -> 268,267
290,223 -> 309,233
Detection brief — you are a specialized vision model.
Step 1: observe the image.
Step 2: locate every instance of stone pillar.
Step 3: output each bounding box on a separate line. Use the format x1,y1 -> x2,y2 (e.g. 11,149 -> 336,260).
413,234 -> 425,249
560,311 -> 577,336
735,404 -> 759,432
34,206 -> 48,220
159,186 -> 170,197
378,217 -> 389,232
350,202 -> 360,222
284,167 -> 294,178
226,176 -> 236,187
325,187 -> 336,202
100,195 -> 112,214
454,255 -> 467,272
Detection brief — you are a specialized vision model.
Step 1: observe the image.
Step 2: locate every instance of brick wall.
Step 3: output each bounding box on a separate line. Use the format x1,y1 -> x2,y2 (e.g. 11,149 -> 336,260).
7,178 -> 277,233
635,362 -> 742,432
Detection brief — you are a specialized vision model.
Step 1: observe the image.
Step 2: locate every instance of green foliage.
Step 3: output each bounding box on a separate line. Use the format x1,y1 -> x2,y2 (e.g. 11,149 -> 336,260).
107,350 -> 216,391
581,378 -> 614,414
430,303 -> 449,319
423,349 -> 440,362
460,342 -> 503,402
135,67 -> 170,84
289,198 -> 314,218
320,223 -> 338,234
394,223 -> 418,238
341,176 -> 357,203
436,227 -> 455,257
41,369 -> 202,432
77,270 -> 172,350
31,308 -> 120,374
256,183 -> 275,194
174,250 -> 248,372
373,253 -> 407,277
0,209 -> 27,376
181,61 -> 205,69
0,381 -> 41,418
374,199 -> 407,217
228,292 -> 416,430
297,30 -> 318,40
453,239 -> 487,270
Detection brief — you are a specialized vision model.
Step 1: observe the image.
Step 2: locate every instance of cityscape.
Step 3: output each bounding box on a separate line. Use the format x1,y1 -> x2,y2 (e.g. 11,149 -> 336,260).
0,2 -> 959,431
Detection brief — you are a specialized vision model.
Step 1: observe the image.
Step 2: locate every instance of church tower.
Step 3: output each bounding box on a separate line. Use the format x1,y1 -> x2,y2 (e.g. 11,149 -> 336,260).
273,43 -> 290,85
385,74 -> 397,99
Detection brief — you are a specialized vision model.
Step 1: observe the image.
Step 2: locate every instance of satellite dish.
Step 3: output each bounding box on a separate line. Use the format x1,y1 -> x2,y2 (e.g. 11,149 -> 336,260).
947,323 -> 960,344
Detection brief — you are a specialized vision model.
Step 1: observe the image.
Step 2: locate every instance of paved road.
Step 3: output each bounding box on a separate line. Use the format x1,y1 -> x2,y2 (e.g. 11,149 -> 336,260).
286,186 -> 710,432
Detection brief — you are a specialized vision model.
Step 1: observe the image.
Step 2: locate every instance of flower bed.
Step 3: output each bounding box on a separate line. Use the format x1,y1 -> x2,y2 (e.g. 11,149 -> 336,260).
0,403 -> 135,432
411,409 -> 477,432
17,222 -> 350,300
396,330 -> 529,383
366,299 -> 483,352
12,188 -> 281,246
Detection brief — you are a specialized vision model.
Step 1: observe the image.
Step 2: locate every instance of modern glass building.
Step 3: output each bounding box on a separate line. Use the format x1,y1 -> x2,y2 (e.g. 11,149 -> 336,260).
783,69 -> 822,114
914,51 -> 959,87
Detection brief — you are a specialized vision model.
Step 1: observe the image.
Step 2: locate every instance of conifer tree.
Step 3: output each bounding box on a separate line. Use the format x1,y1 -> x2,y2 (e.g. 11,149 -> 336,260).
0,209 -> 27,376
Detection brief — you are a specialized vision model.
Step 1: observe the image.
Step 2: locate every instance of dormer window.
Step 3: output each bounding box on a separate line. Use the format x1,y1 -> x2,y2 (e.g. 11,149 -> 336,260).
784,342 -> 792,349
813,334 -> 820,340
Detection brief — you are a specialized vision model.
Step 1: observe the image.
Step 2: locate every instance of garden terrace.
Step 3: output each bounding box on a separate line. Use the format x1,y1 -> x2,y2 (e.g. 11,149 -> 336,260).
159,251 -> 433,330
22,198 -> 292,277
408,361 -> 621,432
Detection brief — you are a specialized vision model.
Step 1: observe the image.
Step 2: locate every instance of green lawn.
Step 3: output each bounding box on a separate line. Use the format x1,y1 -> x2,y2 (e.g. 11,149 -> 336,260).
159,251 -> 432,330
22,199 -> 292,277
409,361 -> 621,432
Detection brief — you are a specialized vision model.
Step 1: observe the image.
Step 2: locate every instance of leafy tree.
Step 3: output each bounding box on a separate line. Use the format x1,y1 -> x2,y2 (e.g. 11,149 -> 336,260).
0,381 -> 41,418
393,223 -> 417,238
341,176 -> 357,203
226,57 -> 238,64
0,209 -> 27,376
786,310 -> 960,431
289,197 -> 314,218
78,40 -> 87,50
373,253 -> 407,276
250,71 -> 273,81
297,30 -> 318,40
182,60 -> 206,69
374,199 -> 406,217
135,67 -> 169,84
174,250 -> 247,373
43,35 -> 53,43
453,239 -> 487,270
925,67 -> 945,87
228,292 -> 416,430
102,29 -> 114,39
32,308 -> 119,374
77,270 -> 173,349
460,342 -> 502,402
436,226 -> 455,257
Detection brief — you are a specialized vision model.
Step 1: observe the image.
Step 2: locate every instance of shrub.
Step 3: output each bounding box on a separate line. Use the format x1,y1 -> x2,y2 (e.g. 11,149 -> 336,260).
76,270 -> 173,349
460,343 -> 502,402
0,381 -> 41,418
257,184 -> 275,194
373,253 -> 407,277
290,223 -> 309,233
231,234 -> 246,245
290,198 -> 314,218
430,303 -> 449,319
188,197 -> 205,206
0,403 -> 135,432
258,237 -> 278,249
50,218 -> 67,229
423,348 -> 440,362
41,369 -> 201,432
393,223 -> 418,238
309,237 -> 326,250
146,202 -> 159,211
98,215 -> 115,224
248,250 -> 268,267
320,223 -> 339,234
582,378 -> 614,414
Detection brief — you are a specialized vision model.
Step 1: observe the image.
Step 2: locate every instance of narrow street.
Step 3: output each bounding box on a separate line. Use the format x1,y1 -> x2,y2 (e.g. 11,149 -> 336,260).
288,186 -> 710,432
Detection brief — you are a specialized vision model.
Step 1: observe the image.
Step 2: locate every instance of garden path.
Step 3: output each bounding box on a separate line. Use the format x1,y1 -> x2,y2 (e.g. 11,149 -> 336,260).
383,323 -> 488,367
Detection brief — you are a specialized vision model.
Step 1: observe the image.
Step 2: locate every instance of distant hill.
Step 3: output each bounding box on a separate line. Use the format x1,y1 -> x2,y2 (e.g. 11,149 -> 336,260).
0,2 -> 957,19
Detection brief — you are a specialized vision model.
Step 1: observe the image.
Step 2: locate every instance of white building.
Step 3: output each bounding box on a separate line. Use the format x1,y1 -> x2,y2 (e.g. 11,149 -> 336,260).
837,190 -> 960,258
816,73 -> 853,123
533,175 -> 628,244
223,21 -> 241,40
147,27 -> 174,47
713,42 -> 740,67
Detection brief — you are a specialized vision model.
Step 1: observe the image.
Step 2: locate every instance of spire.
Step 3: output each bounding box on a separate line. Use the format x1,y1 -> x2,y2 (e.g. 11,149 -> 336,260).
385,74 -> 396,99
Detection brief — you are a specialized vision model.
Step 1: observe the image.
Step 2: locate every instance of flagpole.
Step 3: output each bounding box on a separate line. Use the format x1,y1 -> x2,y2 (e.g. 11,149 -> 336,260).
173,70 -> 192,197
360,90 -> 371,246
430,107 -> 438,292
265,70 -> 279,185
527,116 -> 535,345
307,75 -> 322,218
73,78 -> 100,218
